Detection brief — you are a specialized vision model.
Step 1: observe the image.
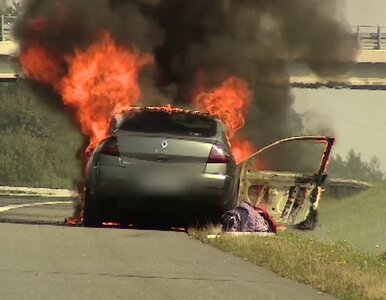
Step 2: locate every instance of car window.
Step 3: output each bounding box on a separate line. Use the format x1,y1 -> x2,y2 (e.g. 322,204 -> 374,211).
118,111 -> 217,137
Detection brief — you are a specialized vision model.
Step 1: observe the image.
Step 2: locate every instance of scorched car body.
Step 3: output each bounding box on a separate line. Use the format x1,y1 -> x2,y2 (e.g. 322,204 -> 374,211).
237,136 -> 335,230
83,106 -> 335,229
84,107 -> 239,226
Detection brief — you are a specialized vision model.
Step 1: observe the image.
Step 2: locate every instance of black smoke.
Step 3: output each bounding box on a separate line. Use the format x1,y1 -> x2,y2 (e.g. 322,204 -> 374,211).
15,0 -> 357,150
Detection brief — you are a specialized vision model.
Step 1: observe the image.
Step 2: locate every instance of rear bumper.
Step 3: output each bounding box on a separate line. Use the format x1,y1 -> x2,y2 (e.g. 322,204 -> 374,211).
90,165 -> 232,201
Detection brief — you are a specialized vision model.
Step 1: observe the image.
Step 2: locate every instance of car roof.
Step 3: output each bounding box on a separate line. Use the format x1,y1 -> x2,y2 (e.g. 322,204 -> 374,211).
114,106 -> 220,122
110,106 -> 224,132
120,106 -> 214,118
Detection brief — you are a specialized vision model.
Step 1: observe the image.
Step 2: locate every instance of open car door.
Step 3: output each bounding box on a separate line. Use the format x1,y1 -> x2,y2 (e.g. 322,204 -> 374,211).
237,136 -> 335,229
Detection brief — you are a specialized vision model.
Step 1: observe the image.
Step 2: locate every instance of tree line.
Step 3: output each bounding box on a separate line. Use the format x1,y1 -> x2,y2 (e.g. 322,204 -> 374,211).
0,82 -> 83,188
328,150 -> 384,183
0,1 -> 20,14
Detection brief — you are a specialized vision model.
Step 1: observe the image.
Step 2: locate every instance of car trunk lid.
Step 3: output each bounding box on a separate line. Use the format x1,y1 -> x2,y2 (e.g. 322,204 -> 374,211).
117,133 -> 214,173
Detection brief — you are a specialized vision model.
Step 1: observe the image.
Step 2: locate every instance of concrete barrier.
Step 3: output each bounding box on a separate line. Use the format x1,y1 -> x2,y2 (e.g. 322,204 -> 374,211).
0,186 -> 78,198
324,178 -> 373,199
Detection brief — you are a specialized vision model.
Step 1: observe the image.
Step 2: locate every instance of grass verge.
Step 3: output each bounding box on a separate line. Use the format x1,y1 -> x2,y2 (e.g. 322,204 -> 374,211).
190,228 -> 386,300
317,181 -> 386,253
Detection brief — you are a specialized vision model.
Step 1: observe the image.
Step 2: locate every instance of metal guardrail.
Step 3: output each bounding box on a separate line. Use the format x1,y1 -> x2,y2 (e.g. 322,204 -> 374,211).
353,25 -> 386,50
325,178 -> 372,199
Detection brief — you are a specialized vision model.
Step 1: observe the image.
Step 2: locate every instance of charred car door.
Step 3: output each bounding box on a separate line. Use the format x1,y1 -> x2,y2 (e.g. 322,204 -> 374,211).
237,136 -> 335,229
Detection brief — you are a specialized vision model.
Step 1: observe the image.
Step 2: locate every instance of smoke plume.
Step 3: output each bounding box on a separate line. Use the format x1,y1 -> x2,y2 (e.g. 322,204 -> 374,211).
15,0 -> 356,158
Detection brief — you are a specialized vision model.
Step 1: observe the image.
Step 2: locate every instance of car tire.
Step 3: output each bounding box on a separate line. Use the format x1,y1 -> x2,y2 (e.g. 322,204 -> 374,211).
83,189 -> 103,227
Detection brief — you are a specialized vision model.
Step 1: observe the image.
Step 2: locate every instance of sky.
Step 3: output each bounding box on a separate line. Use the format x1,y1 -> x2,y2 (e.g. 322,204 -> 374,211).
294,0 -> 386,172
344,0 -> 386,24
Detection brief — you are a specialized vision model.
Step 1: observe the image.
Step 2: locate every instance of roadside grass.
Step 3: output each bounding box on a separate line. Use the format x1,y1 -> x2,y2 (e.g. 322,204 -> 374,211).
316,180 -> 386,253
190,228 -> 386,300
190,182 -> 386,299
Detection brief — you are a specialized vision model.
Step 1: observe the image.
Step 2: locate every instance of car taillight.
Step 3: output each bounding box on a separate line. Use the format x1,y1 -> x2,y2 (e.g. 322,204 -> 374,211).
207,144 -> 231,163
101,136 -> 120,157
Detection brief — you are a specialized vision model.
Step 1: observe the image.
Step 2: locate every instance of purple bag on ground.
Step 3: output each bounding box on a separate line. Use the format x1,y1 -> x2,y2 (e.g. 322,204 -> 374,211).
221,201 -> 272,232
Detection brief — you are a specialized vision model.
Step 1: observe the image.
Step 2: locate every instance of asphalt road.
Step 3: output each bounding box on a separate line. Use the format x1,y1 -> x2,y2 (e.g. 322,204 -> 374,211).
0,197 -> 335,300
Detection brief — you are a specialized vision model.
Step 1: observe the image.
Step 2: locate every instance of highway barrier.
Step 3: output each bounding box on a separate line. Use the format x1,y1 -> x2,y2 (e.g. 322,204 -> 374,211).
0,186 -> 78,198
324,178 -> 373,199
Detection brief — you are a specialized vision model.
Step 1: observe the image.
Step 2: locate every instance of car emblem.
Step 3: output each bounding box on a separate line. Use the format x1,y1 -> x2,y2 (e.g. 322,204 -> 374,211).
161,140 -> 168,149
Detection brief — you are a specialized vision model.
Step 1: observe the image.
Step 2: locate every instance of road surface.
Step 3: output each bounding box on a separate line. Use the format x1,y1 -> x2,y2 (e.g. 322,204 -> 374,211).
0,196 -> 334,300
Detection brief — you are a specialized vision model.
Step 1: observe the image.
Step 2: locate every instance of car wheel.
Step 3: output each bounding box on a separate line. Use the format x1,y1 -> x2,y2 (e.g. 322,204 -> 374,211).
83,189 -> 103,227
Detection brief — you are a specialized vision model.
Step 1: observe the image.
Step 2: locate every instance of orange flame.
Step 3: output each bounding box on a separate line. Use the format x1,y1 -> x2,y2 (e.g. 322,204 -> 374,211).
20,32 -> 153,152
61,32 -> 153,150
19,46 -> 63,88
230,136 -> 255,163
194,76 -> 251,139
193,76 -> 255,163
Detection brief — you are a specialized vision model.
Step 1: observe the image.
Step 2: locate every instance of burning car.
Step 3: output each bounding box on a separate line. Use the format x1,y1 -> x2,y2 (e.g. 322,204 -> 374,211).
83,105 -> 334,228
83,107 -> 239,226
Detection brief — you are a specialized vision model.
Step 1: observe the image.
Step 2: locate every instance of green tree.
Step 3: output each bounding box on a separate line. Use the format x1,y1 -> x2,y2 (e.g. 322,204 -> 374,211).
328,150 -> 384,182
0,1 -> 21,15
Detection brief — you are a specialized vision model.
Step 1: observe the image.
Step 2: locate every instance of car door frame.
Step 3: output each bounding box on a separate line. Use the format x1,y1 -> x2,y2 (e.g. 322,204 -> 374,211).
236,136 -> 335,226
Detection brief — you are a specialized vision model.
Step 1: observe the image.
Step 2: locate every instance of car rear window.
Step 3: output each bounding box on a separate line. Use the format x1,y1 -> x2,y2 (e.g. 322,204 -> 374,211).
118,111 -> 217,137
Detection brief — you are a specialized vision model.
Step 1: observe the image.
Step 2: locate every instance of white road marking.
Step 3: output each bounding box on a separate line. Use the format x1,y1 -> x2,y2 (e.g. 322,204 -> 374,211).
0,201 -> 72,213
